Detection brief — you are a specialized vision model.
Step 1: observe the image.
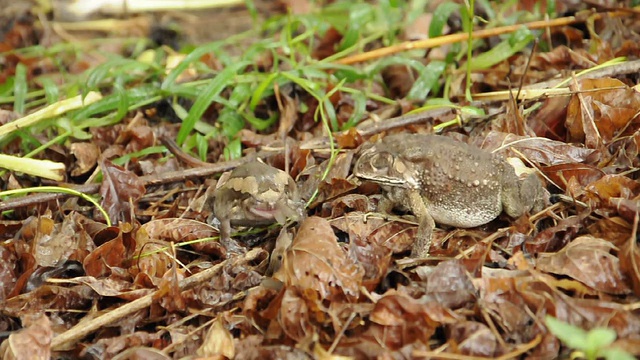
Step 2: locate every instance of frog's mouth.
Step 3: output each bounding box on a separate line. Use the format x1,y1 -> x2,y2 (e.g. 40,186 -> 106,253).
248,202 -> 278,219
358,174 -> 406,186
246,200 -> 300,224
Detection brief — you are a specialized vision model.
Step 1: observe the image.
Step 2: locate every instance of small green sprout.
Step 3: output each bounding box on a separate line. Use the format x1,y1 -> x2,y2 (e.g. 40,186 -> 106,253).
545,315 -> 635,360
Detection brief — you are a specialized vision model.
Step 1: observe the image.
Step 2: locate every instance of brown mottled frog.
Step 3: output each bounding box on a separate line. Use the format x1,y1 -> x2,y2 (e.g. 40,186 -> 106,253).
353,133 -> 546,258
212,160 -> 305,254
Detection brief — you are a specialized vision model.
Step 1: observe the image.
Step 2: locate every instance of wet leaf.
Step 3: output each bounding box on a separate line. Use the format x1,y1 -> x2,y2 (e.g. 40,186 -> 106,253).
33,212 -> 93,268
83,227 -> 128,278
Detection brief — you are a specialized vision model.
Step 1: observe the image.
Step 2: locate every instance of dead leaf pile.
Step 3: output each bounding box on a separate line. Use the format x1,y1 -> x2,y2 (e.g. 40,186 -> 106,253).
1,1 -> 640,359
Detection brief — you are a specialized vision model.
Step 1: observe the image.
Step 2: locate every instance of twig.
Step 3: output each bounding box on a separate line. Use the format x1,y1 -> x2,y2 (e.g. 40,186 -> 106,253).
0,156 -> 253,212
336,10 -> 630,65
355,107 -> 456,137
50,248 -> 262,351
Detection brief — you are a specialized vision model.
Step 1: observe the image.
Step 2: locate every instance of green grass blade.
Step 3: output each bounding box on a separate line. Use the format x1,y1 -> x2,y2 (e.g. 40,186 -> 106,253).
176,61 -> 250,145
470,27 -> 534,70
13,63 -> 28,114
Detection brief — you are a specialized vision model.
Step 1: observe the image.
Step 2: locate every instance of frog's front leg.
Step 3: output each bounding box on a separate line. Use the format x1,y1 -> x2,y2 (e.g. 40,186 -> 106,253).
218,218 -> 245,256
407,190 -> 435,258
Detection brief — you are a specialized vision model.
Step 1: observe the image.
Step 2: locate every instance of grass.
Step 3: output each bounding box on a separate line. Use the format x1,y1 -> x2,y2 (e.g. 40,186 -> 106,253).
545,316 -> 635,360
0,0 -> 555,168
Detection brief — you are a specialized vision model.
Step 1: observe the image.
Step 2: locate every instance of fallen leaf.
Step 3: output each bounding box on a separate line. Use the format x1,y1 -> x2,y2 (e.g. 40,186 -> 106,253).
274,216 -> 364,301
365,290 -> 458,349
536,236 -> 632,294
417,260 -> 476,309
197,316 -> 235,358
69,142 -> 99,177
0,314 -> 52,360
99,159 -> 146,224
447,321 -> 498,357
566,78 -> 640,145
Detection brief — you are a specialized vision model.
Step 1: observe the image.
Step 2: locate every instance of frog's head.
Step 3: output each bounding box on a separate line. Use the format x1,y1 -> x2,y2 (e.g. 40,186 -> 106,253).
353,139 -> 420,189
213,160 -> 305,226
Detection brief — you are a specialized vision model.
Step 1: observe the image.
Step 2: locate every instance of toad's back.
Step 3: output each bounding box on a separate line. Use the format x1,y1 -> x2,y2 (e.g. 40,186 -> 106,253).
370,134 -> 508,228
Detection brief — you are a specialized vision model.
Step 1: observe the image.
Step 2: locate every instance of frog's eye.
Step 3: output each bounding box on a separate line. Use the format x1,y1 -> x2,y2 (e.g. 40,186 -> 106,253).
369,153 -> 392,171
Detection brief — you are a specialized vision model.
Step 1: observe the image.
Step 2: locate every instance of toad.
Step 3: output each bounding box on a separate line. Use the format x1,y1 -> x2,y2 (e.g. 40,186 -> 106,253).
212,160 -> 305,254
353,133 -> 546,258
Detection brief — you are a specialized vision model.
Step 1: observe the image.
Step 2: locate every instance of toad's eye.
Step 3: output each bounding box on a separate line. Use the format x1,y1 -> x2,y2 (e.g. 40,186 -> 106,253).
370,153 -> 392,171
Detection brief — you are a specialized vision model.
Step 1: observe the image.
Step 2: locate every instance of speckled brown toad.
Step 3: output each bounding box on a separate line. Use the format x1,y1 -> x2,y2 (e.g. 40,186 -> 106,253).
353,133 -> 546,258
212,160 -> 305,254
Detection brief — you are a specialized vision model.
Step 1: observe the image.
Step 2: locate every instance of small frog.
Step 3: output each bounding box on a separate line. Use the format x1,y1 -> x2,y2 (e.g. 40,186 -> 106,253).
353,133 -> 546,258
212,160 -> 305,254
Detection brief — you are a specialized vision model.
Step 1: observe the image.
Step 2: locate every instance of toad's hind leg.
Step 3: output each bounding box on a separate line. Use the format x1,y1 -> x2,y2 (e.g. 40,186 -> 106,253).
407,190 -> 435,258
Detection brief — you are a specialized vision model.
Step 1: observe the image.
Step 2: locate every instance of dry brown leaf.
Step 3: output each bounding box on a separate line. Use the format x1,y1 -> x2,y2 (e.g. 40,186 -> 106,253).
447,321 -> 498,357
618,216 -> 640,297
197,317 -> 235,358
566,78 -> 640,145
80,331 -> 164,359
527,215 -> 586,254
484,131 -> 595,165
331,212 -> 415,255
0,245 -> 18,301
83,226 -> 132,278
2,285 -> 94,318
536,236 -> 632,294
0,314 -> 52,360
365,290 -> 458,350
139,218 -> 224,258
543,163 -> 604,192
110,347 -> 171,360
69,142 -> 99,177
274,216 -> 364,301
99,159 -> 146,224
585,174 -> 640,201
276,285 -> 316,341
326,194 -> 373,218
588,217 -> 633,247
381,64 -> 417,99
584,174 -> 640,222
312,26 -> 342,60
417,260 -> 476,309
234,334 -> 311,359
33,212 -> 93,268
62,276 -> 150,299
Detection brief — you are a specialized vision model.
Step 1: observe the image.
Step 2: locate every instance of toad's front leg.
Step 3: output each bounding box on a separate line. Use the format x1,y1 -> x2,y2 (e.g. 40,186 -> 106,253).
407,190 -> 435,258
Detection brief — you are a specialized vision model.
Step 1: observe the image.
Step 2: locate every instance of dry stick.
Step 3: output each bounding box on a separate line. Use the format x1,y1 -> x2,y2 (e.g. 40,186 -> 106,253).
355,107 -> 456,137
336,10 -> 628,65
0,156 -> 253,212
50,248 -> 262,350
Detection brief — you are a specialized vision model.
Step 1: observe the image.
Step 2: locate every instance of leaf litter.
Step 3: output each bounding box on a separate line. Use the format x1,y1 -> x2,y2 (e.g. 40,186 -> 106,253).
1,0 -> 640,359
